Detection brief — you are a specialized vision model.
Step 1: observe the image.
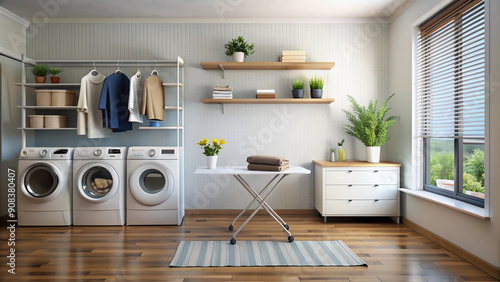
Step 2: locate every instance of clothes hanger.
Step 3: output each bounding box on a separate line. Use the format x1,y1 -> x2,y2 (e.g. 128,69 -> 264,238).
115,62 -> 122,75
151,61 -> 158,76
136,61 -> 141,77
91,61 -> 99,76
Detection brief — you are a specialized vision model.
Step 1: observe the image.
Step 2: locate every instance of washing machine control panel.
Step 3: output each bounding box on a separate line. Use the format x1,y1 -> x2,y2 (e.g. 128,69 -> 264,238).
128,147 -> 178,160
73,147 -> 126,160
19,147 -> 74,160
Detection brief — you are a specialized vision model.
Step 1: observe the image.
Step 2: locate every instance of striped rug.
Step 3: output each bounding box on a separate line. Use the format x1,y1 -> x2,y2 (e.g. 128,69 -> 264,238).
170,240 -> 366,267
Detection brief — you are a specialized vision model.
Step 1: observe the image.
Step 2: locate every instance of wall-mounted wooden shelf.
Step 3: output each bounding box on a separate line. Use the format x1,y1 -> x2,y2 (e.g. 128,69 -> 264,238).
201,98 -> 334,104
200,62 -> 335,70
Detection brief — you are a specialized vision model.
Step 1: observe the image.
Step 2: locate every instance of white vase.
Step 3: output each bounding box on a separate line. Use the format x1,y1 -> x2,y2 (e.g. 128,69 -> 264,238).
206,155 -> 218,169
366,146 -> 381,163
330,152 -> 336,162
233,52 -> 245,62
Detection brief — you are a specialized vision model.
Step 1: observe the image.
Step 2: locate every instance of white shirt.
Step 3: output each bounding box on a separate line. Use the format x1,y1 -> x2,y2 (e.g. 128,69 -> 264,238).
128,71 -> 143,123
77,71 -> 112,138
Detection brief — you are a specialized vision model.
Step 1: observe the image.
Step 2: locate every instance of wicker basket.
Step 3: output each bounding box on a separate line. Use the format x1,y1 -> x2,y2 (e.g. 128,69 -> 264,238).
44,115 -> 66,128
51,90 -> 76,106
28,115 -> 44,128
35,90 -> 52,106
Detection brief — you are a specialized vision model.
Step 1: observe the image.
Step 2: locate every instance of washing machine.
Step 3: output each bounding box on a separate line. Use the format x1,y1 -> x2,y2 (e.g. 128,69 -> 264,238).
127,146 -> 184,225
73,147 -> 126,225
17,147 -> 74,226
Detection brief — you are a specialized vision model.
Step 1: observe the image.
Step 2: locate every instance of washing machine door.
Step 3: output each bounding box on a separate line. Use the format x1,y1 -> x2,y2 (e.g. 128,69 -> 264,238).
129,163 -> 174,206
76,162 -> 119,203
20,162 -> 64,202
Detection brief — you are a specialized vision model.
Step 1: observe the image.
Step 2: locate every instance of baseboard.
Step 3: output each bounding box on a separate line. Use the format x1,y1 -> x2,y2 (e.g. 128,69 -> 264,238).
402,217 -> 500,280
185,209 -> 319,216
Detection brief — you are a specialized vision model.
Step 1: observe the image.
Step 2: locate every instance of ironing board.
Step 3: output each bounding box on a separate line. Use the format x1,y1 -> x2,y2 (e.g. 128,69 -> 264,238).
194,166 -> 311,244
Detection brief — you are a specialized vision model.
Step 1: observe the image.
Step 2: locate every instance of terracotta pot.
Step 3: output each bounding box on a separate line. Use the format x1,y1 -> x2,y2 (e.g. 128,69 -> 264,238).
35,77 -> 46,83
50,76 -> 60,83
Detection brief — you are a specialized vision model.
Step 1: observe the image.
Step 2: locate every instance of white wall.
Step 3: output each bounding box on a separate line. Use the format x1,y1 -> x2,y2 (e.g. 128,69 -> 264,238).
0,8 -> 28,216
388,0 -> 500,268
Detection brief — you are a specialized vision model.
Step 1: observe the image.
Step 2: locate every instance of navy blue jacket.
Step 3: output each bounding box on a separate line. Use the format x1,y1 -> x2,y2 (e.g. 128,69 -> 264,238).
98,73 -> 132,132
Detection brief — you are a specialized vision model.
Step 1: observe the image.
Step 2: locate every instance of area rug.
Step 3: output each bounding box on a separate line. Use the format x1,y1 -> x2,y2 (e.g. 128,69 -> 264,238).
170,240 -> 367,267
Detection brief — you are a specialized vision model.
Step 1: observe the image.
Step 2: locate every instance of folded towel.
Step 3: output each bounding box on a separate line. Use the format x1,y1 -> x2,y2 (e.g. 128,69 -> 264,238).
247,163 -> 290,172
247,155 -> 289,166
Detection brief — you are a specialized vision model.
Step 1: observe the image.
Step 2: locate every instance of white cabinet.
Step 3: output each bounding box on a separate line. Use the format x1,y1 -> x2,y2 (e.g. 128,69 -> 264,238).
314,161 -> 401,223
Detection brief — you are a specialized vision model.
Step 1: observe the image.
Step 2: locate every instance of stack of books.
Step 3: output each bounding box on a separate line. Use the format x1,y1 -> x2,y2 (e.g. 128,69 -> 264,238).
256,89 -> 275,99
280,50 -> 306,62
213,85 -> 233,99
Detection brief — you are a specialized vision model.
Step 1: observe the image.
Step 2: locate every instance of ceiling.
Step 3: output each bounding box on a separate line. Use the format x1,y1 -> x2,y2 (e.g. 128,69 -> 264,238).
0,0 -> 413,22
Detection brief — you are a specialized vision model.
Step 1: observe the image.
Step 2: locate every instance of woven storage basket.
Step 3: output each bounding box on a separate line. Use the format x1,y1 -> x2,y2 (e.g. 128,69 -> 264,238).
51,90 -> 76,106
35,90 -> 52,106
44,115 -> 66,128
28,115 -> 44,128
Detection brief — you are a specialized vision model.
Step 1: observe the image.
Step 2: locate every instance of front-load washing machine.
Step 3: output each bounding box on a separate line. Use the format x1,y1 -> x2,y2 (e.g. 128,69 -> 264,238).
73,147 -> 126,225
18,147 -> 74,226
127,147 -> 184,225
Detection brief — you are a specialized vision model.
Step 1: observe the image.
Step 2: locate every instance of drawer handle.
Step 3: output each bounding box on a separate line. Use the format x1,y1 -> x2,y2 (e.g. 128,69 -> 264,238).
348,184 -> 353,187
374,199 -> 379,202
374,170 -> 379,173
348,170 -> 353,173
374,184 -> 379,187
348,200 -> 353,202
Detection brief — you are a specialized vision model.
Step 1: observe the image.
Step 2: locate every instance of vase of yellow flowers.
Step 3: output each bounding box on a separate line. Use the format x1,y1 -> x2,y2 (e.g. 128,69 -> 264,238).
197,138 -> 226,169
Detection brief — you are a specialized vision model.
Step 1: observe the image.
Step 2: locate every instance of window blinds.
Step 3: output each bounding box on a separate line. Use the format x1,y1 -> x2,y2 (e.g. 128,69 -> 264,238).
416,0 -> 485,139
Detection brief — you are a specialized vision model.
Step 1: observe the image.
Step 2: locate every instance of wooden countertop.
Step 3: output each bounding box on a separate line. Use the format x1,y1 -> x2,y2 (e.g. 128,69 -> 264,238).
313,160 -> 401,167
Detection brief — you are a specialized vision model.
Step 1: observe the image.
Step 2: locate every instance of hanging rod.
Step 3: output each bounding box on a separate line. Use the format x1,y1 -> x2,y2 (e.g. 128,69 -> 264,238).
22,57 -> 184,67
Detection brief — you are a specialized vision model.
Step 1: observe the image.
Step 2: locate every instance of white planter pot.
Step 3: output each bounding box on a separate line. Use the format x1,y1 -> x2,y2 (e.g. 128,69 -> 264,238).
330,152 -> 336,162
366,146 -> 381,163
233,52 -> 245,62
206,155 -> 218,169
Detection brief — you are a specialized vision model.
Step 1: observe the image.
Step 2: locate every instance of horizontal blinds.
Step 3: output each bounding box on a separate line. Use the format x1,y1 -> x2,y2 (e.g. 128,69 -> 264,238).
416,0 -> 485,139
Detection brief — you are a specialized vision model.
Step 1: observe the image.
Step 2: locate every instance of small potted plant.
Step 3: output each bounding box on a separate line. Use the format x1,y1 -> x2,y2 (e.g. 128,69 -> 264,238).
291,79 -> 305,98
224,36 -> 255,62
197,138 -> 226,169
337,139 -> 346,162
31,64 -> 50,83
330,147 -> 336,162
49,67 -> 62,83
342,94 -> 397,163
309,74 -> 325,98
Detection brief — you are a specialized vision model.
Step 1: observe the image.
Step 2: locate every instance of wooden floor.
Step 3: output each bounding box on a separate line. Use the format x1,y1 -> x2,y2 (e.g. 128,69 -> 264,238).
1,213 -> 498,281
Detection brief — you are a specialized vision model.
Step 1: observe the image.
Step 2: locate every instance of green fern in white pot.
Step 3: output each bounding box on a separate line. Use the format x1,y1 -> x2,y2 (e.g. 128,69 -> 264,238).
342,93 -> 397,163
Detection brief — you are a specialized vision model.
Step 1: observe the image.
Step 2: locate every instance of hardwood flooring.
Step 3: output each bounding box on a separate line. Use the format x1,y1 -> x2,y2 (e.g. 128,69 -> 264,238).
1,213 -> 498,281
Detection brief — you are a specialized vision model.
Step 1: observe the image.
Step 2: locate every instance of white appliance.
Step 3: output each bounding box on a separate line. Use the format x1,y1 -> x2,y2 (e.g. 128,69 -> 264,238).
17,147 -> 74,226
72,147 -> 126,225
127,146 -> 184,225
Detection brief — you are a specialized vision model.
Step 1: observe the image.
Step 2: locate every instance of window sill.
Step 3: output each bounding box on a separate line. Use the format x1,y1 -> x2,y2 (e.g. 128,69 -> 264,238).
399,188 -> 490,220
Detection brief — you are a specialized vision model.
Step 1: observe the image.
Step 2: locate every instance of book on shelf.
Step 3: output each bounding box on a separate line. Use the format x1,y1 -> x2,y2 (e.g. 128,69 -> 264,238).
214,85 -> 232,91
280,54 -> 306,62
256,93 -> 276,99
256,89 -> 275,94
213,85 -> 233,99
281,50 -> 306,56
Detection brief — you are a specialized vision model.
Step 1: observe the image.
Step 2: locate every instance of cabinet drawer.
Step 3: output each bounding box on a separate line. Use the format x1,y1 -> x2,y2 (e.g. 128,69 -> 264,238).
324,199 -> 398,216
326,169 -> 397,185
325,185 -> 398,200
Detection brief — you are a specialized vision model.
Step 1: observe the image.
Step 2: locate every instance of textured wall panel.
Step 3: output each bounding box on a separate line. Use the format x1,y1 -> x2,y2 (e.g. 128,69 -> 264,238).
27,22 -> 388,209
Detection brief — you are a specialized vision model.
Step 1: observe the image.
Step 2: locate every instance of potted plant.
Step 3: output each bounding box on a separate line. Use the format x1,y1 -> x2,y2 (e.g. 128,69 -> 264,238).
224,36 -> 255,62
291,79 -> 305,98
337,139 -> 346,162
197,138 -> 226,169
309,75 -> 325,98
329,147 -> 336,162
342,94 -> 397,163
31,64 -> 50,83
49,67 -> 62,83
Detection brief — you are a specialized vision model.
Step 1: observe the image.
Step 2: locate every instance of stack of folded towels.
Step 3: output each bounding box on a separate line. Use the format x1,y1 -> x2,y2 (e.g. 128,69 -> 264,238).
247,155 -> 289,171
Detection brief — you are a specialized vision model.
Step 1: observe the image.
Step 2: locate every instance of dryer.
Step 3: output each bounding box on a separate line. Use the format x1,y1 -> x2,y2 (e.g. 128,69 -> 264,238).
17,147 -> 74,226
73,147 -> 126,225
127,147 -> 184,225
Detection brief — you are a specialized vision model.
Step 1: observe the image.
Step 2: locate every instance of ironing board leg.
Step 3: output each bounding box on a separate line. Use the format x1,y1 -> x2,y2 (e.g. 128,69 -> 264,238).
229,174 -> 291,244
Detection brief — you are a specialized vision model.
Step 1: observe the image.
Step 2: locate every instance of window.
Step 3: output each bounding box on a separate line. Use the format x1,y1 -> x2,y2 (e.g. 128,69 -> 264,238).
416,0 -> 486,207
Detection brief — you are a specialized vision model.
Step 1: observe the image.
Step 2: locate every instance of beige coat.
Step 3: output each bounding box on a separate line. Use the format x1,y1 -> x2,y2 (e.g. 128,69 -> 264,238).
141,75 -> 164,120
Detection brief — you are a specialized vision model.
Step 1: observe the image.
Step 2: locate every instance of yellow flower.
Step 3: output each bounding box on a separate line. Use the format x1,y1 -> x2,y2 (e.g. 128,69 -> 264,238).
198,138 -> 208,146
219,138 -> 226,145
212,139 -> 219,145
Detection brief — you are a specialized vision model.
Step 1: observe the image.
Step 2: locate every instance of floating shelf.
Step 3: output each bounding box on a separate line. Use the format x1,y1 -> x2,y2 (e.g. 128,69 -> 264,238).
20,106 -> 77,110
200,61 -> 335,70
163,83 -> 184,87
15,83 -> 81,88
201,98 -> 335,104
